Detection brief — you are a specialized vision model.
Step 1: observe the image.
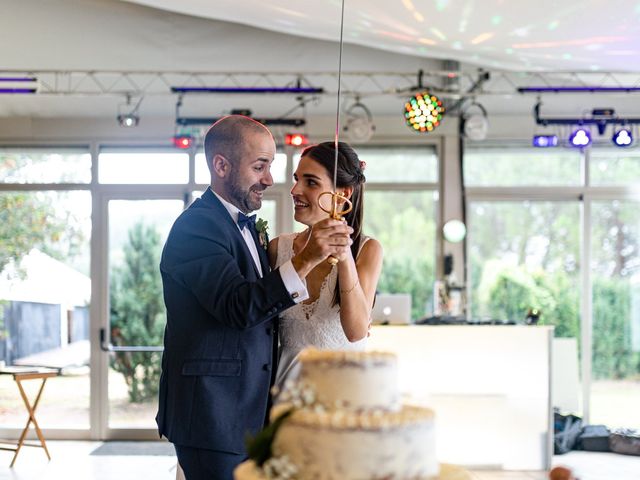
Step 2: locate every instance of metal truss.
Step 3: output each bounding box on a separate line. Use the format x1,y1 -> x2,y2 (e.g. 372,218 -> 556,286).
2,69 -> 640,99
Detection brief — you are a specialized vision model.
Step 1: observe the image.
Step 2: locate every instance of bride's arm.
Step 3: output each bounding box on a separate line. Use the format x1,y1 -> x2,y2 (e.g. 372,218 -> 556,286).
337,238 -> 383,342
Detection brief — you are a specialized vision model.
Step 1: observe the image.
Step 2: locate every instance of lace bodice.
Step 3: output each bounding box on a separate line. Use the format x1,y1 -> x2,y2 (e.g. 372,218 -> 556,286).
275,233 -> 367,352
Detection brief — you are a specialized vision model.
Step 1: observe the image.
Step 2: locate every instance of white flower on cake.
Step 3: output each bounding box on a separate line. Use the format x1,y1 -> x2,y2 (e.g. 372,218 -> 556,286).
262,455 -> 298,480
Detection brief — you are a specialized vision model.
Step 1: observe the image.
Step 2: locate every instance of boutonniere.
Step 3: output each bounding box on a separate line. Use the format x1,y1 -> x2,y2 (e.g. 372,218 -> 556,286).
255,218 -> 269,250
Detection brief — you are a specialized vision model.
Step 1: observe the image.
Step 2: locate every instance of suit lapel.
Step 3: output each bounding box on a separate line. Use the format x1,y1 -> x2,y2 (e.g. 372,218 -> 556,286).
199,189 -> 262,278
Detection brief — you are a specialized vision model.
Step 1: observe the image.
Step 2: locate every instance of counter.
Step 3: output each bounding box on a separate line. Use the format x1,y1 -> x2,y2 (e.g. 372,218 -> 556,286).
367,325 -> 553,470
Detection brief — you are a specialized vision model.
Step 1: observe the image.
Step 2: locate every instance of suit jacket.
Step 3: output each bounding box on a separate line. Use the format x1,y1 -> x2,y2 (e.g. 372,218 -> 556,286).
156,189 -> 294,454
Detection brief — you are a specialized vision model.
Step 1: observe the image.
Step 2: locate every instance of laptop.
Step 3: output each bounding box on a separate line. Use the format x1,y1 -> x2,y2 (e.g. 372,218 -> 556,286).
371,293 -> 412,325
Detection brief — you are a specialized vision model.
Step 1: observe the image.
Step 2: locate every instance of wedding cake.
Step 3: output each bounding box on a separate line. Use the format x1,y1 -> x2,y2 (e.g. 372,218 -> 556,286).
234,348 -> 439,480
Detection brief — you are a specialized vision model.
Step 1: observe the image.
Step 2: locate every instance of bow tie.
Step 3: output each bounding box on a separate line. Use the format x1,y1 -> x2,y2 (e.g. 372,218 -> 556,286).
237,212 -> 257,230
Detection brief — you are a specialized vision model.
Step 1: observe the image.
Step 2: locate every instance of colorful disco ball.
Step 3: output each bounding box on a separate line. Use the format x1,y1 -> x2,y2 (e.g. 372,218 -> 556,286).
404,90 -> 445,133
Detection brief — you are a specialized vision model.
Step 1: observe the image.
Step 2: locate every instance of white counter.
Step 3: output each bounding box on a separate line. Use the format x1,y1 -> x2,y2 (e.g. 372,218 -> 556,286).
368,325 -> 553,470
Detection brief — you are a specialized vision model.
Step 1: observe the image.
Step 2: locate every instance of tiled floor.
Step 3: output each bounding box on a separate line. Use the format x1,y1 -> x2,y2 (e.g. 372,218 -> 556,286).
0,442 -> 638,480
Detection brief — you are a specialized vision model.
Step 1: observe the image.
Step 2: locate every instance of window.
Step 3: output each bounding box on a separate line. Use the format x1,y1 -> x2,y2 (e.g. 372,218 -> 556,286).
466,143 -> 640,427
0,148 -> 91,184
465,147 -> 582,186
0,190 -> 91,428
590,148 -> 640,186
98,151 -> 189,184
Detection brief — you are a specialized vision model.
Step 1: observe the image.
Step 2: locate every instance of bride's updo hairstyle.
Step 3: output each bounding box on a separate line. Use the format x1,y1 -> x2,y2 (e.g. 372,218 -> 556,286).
300,141 -> 367,306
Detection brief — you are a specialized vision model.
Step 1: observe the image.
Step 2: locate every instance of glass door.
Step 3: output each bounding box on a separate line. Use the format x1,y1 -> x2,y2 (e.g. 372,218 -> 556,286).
102,197 -> 184,432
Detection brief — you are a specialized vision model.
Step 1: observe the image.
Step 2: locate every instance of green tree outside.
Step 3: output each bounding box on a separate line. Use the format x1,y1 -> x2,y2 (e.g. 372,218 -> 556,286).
109,221 -> 165,403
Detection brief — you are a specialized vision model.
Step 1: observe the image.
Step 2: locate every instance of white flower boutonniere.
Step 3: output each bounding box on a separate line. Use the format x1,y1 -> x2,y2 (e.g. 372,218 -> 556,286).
256,218 -> 269,250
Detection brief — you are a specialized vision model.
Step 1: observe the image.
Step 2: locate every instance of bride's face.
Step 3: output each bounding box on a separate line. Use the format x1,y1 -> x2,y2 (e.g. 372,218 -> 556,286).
291,155 -> 334,226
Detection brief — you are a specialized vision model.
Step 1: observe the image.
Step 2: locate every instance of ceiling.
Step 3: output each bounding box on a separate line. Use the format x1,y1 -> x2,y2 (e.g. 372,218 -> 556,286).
1,0 -> 640,124
123,0 -> 640,72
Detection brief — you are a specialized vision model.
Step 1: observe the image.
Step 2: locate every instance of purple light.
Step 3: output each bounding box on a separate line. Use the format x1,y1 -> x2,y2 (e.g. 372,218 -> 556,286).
612,129 -> 633,147
171,86 -> 324,94
569,128 -> 591,147
0,88 -> 37,94
520,86 -> 640,93
532,135 -> 558,147
0,77 -> 37,82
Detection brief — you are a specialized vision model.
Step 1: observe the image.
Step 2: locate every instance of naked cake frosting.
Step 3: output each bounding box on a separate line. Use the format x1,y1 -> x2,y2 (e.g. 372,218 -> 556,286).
234,348 -> 438,480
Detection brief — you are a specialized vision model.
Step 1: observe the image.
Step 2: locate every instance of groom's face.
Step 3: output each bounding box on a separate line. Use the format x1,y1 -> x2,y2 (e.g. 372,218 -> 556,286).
226,130 -> 276,213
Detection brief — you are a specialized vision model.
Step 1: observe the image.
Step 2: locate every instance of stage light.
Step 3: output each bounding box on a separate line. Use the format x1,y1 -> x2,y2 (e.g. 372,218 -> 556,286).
612,128 -> 633,147
117,113 -> 139,128
344,99 -> 375,143
285,133 -> 308,147
569,128 -> 591,147
0,76 -> 38,94
117,95 -> 142,128
173,135 -> 194,149
404,90 -> 445,133
532,135 -> 558,147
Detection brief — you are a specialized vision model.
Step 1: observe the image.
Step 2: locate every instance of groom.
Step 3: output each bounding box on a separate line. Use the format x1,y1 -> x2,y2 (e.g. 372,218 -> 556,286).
157,115 -> 351,479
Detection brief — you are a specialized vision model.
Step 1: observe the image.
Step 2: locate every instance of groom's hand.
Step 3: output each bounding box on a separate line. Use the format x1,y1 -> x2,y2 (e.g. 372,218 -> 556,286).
291,218 -> 352,278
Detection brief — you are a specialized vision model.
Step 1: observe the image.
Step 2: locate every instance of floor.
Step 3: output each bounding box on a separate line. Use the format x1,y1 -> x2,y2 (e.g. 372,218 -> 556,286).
0,442 -> 638,480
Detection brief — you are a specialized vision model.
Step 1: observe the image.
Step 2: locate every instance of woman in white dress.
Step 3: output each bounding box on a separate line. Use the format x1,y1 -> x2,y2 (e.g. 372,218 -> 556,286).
267,141 -> 383,390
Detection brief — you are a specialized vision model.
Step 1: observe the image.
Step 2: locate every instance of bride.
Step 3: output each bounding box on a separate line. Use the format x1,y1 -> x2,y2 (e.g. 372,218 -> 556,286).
268,141 -> 383,390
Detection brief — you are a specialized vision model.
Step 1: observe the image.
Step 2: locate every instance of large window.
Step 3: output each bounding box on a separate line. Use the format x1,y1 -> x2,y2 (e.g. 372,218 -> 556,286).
361,147 -> 439,320
465,144 -> 640,427
0,148 -> 92,430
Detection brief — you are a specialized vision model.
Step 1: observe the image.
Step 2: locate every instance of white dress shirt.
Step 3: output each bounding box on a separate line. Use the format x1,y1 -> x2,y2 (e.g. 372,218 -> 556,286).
212,190 -> 308,303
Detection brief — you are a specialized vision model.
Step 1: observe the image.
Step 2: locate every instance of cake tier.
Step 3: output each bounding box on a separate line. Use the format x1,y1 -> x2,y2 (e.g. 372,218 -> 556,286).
269,405 -> 438,480
295,348 -> 400,411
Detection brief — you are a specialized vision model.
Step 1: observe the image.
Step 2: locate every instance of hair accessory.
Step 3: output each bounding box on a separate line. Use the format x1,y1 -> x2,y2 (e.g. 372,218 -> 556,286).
359,160 -> 367,171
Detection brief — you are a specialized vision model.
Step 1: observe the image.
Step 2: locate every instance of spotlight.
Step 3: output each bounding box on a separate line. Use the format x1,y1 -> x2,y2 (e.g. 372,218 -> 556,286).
285,133 -> 308,147
569,128 -> 591,148
344,99 -> 375,143
117,94 -> 143,128
404,90 -> 445,133
532,135 -> 558,148
173,135 -> 194,149
612,128 -> 633,147
117,113 -> 139,128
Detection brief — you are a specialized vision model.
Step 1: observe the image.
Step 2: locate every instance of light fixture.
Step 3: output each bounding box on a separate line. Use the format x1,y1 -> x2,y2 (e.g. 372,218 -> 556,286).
462,101 -> 488,141
285,133 -> 309,147
0,76 -> 38,94
173,135 -> 194,149
612,128 -> 633,147
117,95 -> 142,128
569,127 -> 591,148
443,220 -> 466,243
343,99 -> 375,143
532,135 -> 558,147
117,113 -> 138,128
404,91 -> 445,133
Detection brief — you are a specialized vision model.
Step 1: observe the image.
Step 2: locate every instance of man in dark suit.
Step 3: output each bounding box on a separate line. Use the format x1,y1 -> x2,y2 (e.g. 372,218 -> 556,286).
157,115 -> 351,479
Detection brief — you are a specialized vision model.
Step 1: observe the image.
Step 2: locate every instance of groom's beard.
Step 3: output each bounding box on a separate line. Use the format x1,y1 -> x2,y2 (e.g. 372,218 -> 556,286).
228,171 -> 264,213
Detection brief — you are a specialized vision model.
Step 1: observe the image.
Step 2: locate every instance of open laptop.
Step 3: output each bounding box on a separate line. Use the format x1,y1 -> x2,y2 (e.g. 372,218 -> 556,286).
371,293 -> 412,325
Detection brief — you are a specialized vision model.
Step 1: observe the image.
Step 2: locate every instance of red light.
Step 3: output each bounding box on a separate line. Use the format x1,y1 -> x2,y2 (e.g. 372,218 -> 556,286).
173,135 -> 193,149
285,133 -> 308,147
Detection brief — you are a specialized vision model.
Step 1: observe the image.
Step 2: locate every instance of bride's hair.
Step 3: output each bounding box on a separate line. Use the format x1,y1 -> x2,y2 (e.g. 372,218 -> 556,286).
300,141 -> 367,306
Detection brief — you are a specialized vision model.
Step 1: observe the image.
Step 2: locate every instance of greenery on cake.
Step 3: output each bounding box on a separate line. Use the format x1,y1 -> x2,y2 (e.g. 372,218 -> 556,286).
245,408 -> 294,466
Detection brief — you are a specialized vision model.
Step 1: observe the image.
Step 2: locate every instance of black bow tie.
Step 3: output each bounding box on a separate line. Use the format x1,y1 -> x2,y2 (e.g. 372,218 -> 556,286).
237,212 -> 257,230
